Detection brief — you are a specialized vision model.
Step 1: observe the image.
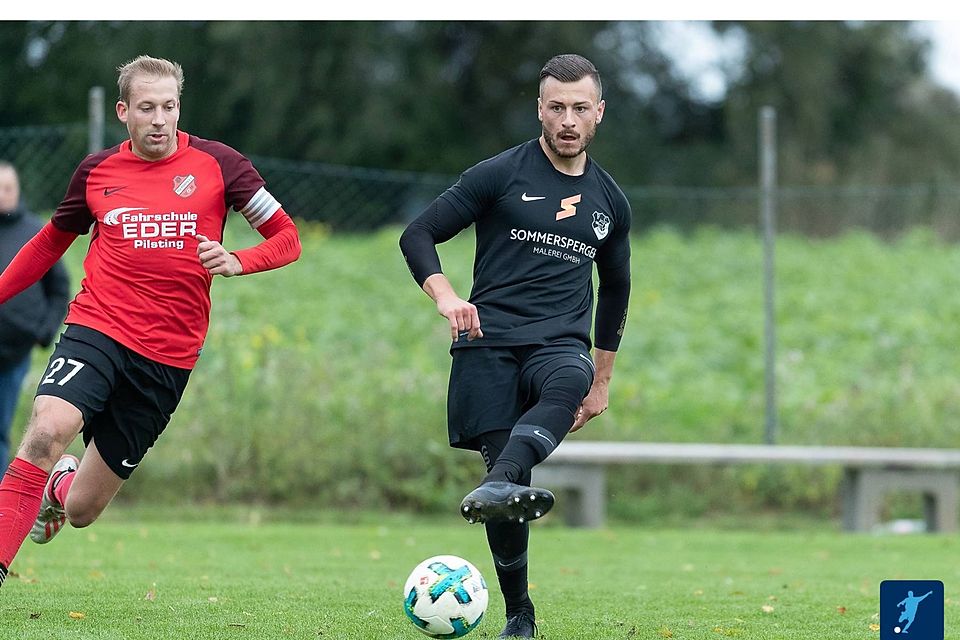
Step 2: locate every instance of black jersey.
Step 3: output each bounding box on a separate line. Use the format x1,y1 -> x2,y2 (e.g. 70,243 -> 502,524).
434,139 -> 631,350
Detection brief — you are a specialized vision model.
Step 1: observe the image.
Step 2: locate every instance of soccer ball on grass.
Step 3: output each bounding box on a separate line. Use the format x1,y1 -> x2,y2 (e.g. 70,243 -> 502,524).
402,555 -> 488,638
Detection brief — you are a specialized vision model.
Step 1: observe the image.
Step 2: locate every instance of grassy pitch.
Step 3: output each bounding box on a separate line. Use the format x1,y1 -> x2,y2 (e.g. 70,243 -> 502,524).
1,509 -> 957,639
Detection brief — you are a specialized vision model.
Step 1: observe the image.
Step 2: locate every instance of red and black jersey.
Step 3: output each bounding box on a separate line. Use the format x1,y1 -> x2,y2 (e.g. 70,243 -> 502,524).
52,130 -> 284,369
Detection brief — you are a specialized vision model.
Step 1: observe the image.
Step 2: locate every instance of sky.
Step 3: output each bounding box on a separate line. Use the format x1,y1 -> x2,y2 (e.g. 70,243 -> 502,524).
8,13 -> 960,97
918,21 -> 960,95
657,20 -> 960,101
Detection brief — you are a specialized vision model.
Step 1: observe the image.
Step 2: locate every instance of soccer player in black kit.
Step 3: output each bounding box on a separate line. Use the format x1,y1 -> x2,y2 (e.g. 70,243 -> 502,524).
399,54 -> 631,639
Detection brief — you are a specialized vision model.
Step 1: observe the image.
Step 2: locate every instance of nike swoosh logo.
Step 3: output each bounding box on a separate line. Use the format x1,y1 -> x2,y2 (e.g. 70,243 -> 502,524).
578,353 -> 596,372
497,557 -> 524,569
533,429 -> 554,444
121,459 -> 139,468
103,186 -> 127,197
521,193 -> 546,201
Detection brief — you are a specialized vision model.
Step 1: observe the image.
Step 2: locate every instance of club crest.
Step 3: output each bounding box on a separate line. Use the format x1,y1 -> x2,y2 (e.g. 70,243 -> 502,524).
592,211 -> 611,240
173,175 -> 197,198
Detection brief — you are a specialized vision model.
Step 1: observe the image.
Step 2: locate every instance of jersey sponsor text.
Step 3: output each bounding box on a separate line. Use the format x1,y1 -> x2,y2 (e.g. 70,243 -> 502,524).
533,246 -> 581,264
510,228 -> 597,259
113,210 -> 199,251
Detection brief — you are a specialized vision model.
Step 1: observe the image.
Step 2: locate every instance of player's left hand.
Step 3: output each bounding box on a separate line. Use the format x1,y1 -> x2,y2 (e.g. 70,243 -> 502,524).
196,234 -> 242,277
570,381 -> 608,432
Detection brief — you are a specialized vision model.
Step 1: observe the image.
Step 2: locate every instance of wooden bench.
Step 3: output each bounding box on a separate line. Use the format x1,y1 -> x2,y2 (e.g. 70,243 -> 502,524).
531,442 -> 960,532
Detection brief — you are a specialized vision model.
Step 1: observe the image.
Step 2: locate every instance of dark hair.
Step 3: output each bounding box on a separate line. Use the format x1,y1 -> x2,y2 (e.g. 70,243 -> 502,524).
539,54 -> 602,99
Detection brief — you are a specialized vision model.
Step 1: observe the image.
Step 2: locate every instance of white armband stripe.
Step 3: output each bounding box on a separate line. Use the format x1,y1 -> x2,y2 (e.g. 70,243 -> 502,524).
240,187 -> 282,229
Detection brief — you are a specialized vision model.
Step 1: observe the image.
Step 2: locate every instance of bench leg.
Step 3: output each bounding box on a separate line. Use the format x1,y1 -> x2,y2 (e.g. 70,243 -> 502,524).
841,468 -> 959,533
841,468 -> 881,532
531,464 -> 606,528
923,475 -> 958,533
574,466 -> 606,528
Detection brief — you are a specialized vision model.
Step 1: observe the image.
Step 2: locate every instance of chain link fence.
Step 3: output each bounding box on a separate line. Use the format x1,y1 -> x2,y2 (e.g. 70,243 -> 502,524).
0,123 -> 458,230
4,122 -> 960,238
0,124 -> 89,213
631,184 -> 960,240
249,156 -> 455,231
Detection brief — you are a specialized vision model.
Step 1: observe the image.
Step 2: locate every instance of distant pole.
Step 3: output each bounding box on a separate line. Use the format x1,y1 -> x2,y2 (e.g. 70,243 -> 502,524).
760,106 -> 778,445
88,86 -> 105,154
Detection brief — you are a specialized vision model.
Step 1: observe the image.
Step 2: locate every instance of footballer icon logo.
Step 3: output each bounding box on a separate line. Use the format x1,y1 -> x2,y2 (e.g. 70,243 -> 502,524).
879,580 -> 944,640
592,211 -> 611,240
173,174 -> 197,198
556,194 -> 581,221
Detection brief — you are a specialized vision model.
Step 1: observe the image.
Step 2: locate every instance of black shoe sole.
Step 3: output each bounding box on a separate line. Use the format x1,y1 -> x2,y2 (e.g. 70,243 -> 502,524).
460,484 -> 555,524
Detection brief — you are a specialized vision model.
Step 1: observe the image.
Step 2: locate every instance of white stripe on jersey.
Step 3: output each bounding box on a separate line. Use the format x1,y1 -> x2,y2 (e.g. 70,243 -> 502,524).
240,187 -> 282,229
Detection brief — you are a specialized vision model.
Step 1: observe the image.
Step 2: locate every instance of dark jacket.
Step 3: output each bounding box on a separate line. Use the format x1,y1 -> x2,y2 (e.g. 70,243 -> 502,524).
0,203 -> 70,367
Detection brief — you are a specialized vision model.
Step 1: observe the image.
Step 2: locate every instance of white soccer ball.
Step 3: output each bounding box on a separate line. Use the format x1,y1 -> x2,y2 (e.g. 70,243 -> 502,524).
402,555 -> 488,638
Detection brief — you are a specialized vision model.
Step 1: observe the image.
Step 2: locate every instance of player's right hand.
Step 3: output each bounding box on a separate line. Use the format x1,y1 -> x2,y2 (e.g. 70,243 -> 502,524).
436,294 -> 483,342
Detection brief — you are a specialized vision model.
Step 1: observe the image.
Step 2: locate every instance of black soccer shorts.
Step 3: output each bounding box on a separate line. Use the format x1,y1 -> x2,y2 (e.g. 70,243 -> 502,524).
446,339 -> 595,451
35,325 -> 191,479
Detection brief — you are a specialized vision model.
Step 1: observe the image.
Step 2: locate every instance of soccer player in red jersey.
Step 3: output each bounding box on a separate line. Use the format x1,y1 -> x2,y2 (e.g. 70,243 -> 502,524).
0,55 -> 301,586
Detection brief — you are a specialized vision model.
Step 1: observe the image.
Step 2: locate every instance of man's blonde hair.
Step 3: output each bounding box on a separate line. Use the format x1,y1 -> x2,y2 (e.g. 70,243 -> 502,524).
117,55 -> 184,103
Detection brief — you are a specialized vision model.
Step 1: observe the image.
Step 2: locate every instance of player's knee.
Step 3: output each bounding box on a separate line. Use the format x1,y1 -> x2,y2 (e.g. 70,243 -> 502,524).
67,513 -> 96,529
19,400 -> 83,467
540,366 -> 593,413
18,434 -> 59,468
18,424 -> 70,469
64,498 -> 104,529
65,509 -> 99,529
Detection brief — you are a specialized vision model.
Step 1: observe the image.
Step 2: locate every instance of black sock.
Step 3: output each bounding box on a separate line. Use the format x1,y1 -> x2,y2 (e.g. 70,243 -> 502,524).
482,437 -> 539,484
484,406 -> 571,484
485,520 -> 534,615
483,364 -> 589,484
479,432 -> 535,484
475,432 -> 535,615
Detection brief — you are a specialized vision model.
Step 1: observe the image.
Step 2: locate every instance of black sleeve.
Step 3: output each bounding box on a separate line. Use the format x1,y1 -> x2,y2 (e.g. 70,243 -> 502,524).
399,158 -> 503,287
593,191 -> 632,351
593,257 -> 630,351
36,258 -> 70,346
399,197 -> 473,287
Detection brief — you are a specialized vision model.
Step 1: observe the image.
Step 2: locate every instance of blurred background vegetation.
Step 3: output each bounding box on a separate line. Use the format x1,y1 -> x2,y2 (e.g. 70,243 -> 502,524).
3,20 -> 960,525
4,21 -> 960,191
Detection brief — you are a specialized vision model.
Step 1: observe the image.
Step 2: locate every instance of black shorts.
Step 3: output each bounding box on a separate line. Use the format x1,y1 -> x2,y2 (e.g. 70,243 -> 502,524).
36,325 -> 191,479
447,340 -> 595,450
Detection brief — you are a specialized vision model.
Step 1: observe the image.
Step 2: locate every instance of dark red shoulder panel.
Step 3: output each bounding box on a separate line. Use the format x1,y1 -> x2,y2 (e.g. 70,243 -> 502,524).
51,145 -> 122,235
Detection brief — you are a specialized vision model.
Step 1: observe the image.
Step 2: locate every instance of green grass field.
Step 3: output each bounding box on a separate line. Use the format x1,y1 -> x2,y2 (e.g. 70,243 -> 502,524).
2,509 -> 957,639
4,221 -> 959,638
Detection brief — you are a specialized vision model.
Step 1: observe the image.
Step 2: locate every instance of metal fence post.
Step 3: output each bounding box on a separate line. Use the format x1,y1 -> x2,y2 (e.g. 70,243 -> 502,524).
760,106 -> 778,444
88,86 -> 104,154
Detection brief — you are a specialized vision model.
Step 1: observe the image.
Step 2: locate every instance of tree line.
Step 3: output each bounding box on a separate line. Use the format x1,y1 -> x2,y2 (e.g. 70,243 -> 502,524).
2,20 -> 960,189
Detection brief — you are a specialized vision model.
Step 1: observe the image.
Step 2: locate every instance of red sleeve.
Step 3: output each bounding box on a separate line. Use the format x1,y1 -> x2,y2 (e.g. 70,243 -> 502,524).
231,208 -> 301,275
0,223 -> 77,304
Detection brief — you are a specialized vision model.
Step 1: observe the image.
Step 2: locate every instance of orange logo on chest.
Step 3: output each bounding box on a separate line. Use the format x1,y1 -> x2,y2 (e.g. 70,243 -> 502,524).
556,194 -> 581,221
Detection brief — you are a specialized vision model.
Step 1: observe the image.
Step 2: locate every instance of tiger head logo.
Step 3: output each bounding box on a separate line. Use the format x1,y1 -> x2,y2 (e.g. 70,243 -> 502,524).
592,211 -> 611,240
